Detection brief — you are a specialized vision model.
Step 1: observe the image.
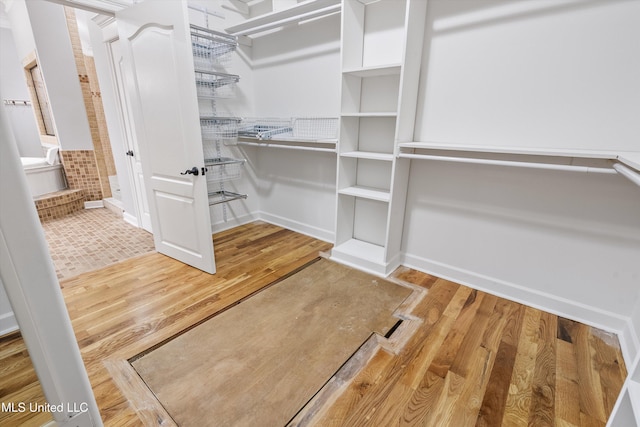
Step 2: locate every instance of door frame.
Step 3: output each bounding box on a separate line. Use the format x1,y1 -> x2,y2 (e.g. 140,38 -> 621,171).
0,102 -> 102,427
91,15 -> 152,232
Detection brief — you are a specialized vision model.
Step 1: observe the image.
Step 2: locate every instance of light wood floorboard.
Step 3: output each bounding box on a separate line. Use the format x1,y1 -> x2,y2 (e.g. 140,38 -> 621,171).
0,222 -> 627,426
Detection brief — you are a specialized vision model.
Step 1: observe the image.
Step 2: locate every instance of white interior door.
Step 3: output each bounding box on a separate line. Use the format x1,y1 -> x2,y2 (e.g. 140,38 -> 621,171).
116,0 -> 216,274
108,38 -> 152,233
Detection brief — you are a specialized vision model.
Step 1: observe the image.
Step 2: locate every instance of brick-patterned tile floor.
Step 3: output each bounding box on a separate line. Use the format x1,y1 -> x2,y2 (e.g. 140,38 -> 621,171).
40,208 -> 155,281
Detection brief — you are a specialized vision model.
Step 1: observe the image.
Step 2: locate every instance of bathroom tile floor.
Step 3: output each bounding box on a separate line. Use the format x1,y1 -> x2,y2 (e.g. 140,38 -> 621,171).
40,208 -> 155,281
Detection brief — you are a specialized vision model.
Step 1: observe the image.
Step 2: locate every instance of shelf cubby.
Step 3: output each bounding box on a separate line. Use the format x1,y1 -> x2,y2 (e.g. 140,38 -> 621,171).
342,0 -> 407,70
339,116 -> 396,154
341,72 -> 400,114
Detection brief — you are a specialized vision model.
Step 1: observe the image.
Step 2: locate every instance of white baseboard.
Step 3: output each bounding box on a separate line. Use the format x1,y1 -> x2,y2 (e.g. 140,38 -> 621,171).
123,212 -> 139,228
257,211 -> 334,243
0,311 -> 19,336
84,200 -> 104,209
402,253 -> 637,365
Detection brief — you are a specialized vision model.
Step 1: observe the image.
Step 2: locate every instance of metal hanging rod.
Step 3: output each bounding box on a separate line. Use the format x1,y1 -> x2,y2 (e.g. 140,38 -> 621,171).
613,163 -> 640,187
397,152 -> 617,174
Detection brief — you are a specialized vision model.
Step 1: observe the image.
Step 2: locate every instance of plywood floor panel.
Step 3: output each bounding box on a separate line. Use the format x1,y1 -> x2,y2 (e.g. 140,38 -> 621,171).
131,259 -> 412,427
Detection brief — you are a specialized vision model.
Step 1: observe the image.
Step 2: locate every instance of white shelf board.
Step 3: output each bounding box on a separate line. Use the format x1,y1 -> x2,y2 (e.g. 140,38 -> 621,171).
399,141 -> 620,159
342,64 -> 402,77
618,152 -> 640,172
332,238 -> 385,264
225,0 -> 340,36
341,112 -> 397,118
338,185 -> 390,202
340,151 -> 394,161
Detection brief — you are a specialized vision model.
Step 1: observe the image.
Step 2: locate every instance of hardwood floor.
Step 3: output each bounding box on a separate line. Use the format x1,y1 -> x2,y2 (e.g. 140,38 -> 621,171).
295,267 -> 627,426
0,222 -> 627,426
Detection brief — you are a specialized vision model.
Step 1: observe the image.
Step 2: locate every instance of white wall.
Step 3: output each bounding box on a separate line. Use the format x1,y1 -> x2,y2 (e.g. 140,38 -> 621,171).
24,0 -> 93,151
248,13 -> 341,240
404,0 -> 640,359
0,27 -> 41,157
414,0 -> 640,152
4,0 -> 35,60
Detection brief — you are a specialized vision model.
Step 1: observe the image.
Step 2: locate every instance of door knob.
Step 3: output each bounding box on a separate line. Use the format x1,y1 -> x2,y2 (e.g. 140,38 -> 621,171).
180,167 -> 199,176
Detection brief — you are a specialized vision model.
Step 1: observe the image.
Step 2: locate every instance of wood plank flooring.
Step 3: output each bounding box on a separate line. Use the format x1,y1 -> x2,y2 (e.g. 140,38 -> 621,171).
0,222 -> 628,426
295,267 -> 627,427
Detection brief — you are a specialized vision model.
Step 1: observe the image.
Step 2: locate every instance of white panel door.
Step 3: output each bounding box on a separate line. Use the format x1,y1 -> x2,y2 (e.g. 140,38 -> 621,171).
109,38 -> 152,233
116,0 -> 215,274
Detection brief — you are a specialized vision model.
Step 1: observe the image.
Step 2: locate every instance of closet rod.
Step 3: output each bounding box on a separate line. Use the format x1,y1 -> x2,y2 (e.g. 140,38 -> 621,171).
232,4 -> 341,37
613,163 -> 640,187
237,141 -> 336,153
397,153 -> 617,174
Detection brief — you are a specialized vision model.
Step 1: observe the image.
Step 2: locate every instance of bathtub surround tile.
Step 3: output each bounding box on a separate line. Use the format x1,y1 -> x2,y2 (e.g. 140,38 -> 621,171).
34,188 -> 85,222
40,208 -> 155,281
60,150 -> 103,201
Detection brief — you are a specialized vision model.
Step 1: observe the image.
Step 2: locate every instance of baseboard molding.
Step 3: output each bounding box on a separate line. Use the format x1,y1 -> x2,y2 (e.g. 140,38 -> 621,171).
211,212 -> 259,234
123,212 -> 139,228
402,253 -> 637,364
84,200 -> 104,209
257,211 -> 334,243
0,311 -> 19,336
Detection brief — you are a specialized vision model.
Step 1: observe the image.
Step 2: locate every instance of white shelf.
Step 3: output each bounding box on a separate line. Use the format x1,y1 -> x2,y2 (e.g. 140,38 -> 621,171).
332,238 -> 385,265
618,152 -> 640,171
338,185 -> 390,202
343,64 -> 402,77
225,0 -> 340,37
399,141 -> 619,159
340,151 -> 394,161
341,112 -> 397,118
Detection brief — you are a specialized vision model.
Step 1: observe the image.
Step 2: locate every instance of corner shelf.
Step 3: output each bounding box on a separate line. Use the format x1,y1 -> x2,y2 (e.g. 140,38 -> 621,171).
225,0 -> 341,38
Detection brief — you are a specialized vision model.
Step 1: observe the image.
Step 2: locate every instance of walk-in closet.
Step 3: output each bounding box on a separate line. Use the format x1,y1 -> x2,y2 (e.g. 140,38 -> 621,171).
1,0 -> 639,425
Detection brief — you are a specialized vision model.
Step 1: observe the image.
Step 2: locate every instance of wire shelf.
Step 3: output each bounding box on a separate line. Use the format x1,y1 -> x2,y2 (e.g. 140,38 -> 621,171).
195,71 -> 239,99
238,117 -> 338,142
200,116 -> 241,145
190,25 -> 237,71
204,157 -> 245,183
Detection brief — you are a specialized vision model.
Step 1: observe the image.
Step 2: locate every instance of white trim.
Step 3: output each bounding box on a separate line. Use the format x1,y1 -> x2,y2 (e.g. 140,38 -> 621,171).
257,211 -> 334,243
84,200 -> 104,209
122,211 -> 139,227
401,252 -> 637,365
0,310 -> 18,336
1,103 -> 102,425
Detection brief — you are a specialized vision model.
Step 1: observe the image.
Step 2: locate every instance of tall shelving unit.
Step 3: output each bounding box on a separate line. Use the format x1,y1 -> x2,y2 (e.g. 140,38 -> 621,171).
331,0 -> 428,276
